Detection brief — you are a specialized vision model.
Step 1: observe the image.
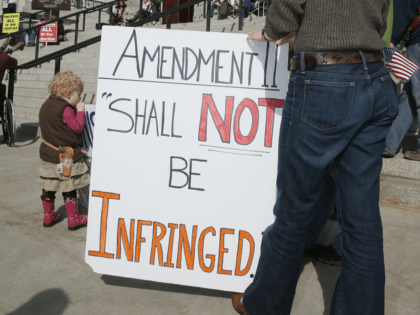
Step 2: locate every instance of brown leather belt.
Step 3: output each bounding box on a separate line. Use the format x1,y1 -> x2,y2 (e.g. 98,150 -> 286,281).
290,51 -> 383,71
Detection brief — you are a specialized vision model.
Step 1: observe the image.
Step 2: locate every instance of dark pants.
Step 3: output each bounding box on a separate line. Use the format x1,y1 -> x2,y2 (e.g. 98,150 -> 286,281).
243,53 -> 397,315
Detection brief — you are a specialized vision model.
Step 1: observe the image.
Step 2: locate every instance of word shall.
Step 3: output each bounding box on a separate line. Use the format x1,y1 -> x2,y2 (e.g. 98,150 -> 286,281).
88,191 -> 255,276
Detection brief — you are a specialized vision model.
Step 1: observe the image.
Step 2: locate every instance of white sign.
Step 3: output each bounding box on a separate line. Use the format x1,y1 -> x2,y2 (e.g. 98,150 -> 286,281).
85,27 -> 288,292
77,104 -> 95,208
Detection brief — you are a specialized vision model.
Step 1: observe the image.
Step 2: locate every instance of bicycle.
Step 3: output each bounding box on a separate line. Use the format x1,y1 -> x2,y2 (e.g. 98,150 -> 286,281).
0,82 -> 16,146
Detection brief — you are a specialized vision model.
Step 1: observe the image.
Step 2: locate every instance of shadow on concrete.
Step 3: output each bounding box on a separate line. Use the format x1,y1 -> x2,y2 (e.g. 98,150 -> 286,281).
6,288 -> 70,315
301,252 -> 341,315
0,134 -> 38,147
101,275 -> 232,299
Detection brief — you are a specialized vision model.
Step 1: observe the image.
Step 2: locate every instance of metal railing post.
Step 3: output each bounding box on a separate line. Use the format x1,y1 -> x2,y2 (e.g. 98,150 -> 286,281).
35,28 -> 40,61
206,0 -> 211,31
74,14 -> 79,50
238,0 -> 243,31
203,0 -> 206,18
166,14 -> 171,29
109,4 -> 113,24
54,57 -> 62,74
98,10 -> 101,24
7,68 -> 15,103
83,13 -> 86,31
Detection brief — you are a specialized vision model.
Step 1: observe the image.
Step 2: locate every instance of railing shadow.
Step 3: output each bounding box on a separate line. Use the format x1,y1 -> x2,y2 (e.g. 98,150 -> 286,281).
6,288 -> 69,315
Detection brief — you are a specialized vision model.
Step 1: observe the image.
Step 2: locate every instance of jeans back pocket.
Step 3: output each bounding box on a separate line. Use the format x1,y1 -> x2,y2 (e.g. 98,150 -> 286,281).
302,80 -> 355,130
380,75 -> 399,117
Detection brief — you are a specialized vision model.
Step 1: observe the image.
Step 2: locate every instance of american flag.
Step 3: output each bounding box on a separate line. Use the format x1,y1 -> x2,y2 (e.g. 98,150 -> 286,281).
383,48 -> 419,81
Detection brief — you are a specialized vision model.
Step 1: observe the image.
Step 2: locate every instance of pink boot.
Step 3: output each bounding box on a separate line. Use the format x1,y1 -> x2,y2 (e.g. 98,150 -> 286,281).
43,201 -> 62,227
65,198 -> 88,231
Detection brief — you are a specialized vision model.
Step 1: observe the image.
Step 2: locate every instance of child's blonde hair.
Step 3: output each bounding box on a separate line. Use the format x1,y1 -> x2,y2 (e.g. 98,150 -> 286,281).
48,71 -> 84,99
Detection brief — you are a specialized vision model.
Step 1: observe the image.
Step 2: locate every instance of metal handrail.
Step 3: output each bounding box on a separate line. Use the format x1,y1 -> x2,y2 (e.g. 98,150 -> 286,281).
7,0 -> 246,102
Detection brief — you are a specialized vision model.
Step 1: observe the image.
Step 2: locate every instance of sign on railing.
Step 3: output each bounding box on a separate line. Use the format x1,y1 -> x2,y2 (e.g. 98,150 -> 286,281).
32,0 -> 71,11
2,14 -> 20,33
37,21 -> 58,43
85,27 -> 288,292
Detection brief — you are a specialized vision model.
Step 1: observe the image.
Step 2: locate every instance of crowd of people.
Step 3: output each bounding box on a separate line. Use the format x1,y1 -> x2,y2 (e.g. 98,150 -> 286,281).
110,0 -> 162,25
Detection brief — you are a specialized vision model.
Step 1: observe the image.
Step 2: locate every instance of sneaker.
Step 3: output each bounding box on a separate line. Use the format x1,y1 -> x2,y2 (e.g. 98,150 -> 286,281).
382,149 -> 395,158
404,151 -> 420,161
27,43 -> 35,47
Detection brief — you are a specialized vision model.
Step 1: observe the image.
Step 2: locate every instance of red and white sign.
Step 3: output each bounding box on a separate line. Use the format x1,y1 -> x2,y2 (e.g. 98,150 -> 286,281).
37,21 -> 57,43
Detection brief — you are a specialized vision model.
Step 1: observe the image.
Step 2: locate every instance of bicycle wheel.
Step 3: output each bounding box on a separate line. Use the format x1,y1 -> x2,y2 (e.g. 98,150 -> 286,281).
2,98 -> 16,146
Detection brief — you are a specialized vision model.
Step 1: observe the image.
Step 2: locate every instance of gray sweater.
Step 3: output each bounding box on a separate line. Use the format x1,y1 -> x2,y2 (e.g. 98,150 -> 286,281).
264,0 -> 391,52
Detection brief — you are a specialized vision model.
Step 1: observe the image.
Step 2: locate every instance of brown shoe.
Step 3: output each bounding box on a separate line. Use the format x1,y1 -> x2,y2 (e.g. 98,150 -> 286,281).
404,151 -> 420,161
232,293 -> 247,315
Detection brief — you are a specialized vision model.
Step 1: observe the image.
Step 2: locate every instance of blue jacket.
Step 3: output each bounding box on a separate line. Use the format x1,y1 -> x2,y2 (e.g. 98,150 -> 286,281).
392,0 -> 420,46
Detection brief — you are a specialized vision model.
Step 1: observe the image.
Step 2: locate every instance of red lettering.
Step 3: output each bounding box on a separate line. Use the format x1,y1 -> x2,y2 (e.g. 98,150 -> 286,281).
198,94 -> 233,143
234,99 -> 259,145
258,99 -> 284,147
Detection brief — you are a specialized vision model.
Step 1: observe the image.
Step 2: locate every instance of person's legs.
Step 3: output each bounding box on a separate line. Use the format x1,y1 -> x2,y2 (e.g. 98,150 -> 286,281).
63,190 -> 88,231
385,43 -> 420,155
41,189 -> 62,227
243,55 -> 394,315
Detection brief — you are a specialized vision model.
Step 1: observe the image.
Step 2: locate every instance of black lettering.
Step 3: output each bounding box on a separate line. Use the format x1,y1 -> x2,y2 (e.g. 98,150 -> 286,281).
246,52 -> 258,86
160,46 -> 173,79
271,45 -> 279,88
107,98 -> 134,133
169,157 -> 189,189
161,101 -> 169,137
135,99 -> 147,135
113,30 -> 140,78
172,47 -> 185,80
188,159 -> 207,191
196,49 -> 215,82
215,50 -> 230,84
262,42 -> 270,87
230,51 -> 244,84
141,46 -> 160,78
146,101 -> 159,136
171,102 -> 182,138
185,48 -> 198,80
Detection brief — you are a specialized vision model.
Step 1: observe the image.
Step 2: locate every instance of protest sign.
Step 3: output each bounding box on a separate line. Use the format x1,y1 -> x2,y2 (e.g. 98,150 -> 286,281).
2,14 -> 20,33
32,0 -> 71,11
85,27 -> 288,292
37,21 -> 57,43
77,104 -> 95,208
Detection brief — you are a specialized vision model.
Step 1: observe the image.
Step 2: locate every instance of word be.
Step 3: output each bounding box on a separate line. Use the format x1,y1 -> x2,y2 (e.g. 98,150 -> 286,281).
169,157 -> 207,191
88,191 -> 255,276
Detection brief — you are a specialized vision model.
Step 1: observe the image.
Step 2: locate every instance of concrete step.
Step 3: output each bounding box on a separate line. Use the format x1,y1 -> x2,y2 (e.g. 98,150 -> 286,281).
382,152 -> 420,181
380,175 -> 420,210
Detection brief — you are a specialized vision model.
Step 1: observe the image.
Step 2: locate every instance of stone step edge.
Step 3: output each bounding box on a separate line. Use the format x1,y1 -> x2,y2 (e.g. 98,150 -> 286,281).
380,175 -> 420,210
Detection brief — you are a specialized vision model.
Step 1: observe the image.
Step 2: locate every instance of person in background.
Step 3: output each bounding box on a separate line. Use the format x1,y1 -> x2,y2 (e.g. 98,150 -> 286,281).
0,50 -> 17,142
111,0 -> 134,25
127,0 -> 152,23
383,0 -> 420,161
37,71 -> 89,231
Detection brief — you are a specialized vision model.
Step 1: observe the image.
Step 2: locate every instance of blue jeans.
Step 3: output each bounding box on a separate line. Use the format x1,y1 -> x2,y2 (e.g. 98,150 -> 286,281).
385,43 -> 420,154
29,29 -> 36,44
243,52 -> 398,315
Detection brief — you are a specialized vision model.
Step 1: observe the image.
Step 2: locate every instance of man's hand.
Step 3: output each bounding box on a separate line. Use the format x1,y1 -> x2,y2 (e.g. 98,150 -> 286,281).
246,30 -> 265,42
254,1 -> 258,8
275,33 -> 295,51
76,102 -> 85,112
390,42 -> 395,48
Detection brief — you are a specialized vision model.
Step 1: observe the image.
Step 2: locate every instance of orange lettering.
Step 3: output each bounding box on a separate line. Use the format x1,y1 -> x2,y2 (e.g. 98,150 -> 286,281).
116,219 -> 135,261
165,223 -> 178,268
235,230 -> 255,276
218,228 -> 234,275
198,227 -> 216,273
150,222 -> 166,266
88,191 -> 120,259
135,220 -> 152,262
176,224 -> 198,270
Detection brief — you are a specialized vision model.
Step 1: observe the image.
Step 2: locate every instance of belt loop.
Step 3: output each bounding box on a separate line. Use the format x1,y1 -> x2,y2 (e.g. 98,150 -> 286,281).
358,50 -> 368,70
300,52 -> 306,72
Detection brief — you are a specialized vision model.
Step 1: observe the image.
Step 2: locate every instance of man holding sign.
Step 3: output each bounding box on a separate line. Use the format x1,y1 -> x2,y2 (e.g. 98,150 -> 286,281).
239,1 -> 395,315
